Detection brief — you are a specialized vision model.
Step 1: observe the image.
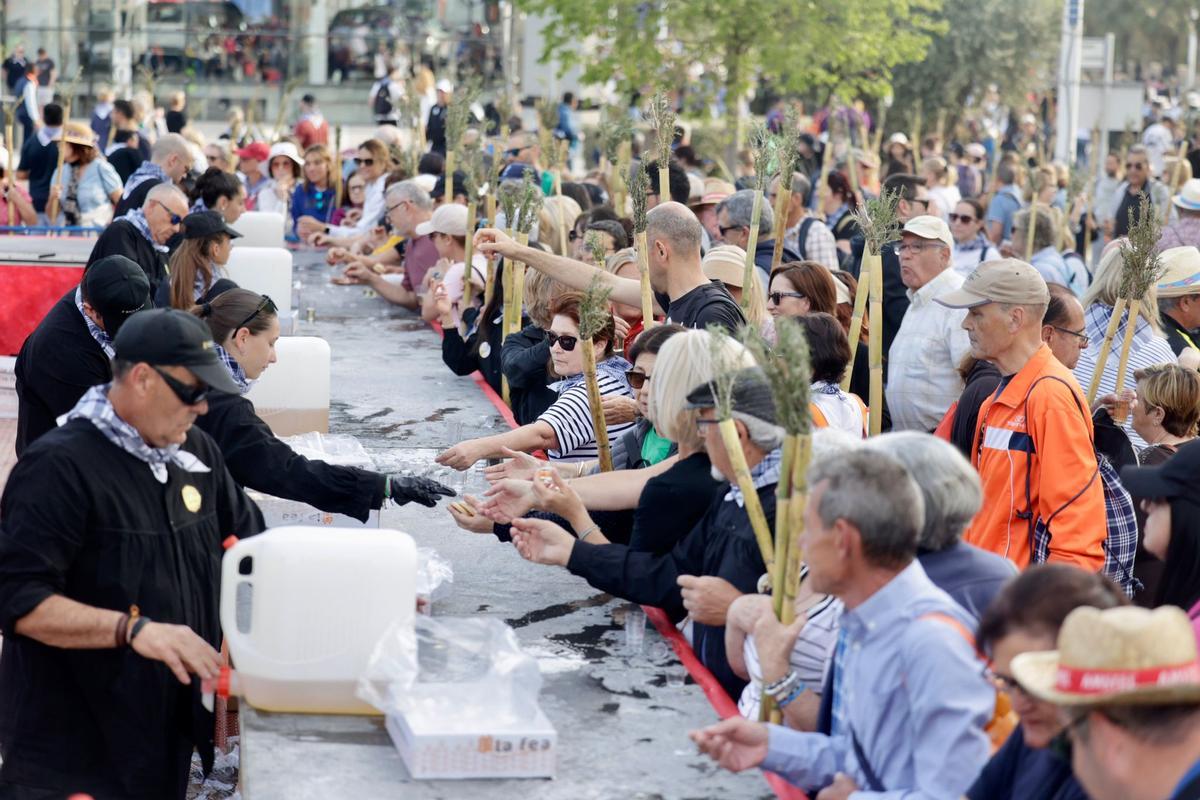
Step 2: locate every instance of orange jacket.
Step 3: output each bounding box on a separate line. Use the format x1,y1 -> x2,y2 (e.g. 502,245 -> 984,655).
966,344 -> 1106,571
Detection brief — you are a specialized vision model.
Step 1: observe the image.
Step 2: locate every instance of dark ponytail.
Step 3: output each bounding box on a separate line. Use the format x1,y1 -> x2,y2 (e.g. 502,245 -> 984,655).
189,288 -> 276,344
191,166 -> 243,208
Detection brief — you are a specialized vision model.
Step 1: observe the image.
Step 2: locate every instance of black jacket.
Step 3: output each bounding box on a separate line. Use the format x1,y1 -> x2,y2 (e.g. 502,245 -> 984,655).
500,323 -> 558,426
441,306 -> 503,395
850,234 -> 909,357
113,177 -> 162,218
14,290 -> 112,456
567,480 -> 775,699
107,146 -> 145,184
426,103 -> 448,154
86,219 -> 169,299
0,420 -> 263,799
194,391 -> 386,522
754,238 -> 801,277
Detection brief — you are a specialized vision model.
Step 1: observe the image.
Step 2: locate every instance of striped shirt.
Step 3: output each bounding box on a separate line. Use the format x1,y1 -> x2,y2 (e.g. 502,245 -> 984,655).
539,356 -> 635,461
1073,303 -> 1178,449
737,594 -> 843,719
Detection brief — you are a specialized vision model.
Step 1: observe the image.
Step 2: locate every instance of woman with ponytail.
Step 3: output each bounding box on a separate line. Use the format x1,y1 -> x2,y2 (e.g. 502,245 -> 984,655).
161,211 -> 242,309
190,289 -> 454,518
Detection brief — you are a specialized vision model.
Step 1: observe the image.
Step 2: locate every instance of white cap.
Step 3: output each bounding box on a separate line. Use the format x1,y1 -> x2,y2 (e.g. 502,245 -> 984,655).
901,215 -> 954,250
435,79 -> 454,94
415,203 -> 469,237
268,141 -> 302,167
701,245 -> 749,287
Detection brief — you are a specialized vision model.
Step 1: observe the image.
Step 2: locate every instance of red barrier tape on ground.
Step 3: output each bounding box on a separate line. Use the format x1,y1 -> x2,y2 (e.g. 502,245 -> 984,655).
427,318 -> 802,800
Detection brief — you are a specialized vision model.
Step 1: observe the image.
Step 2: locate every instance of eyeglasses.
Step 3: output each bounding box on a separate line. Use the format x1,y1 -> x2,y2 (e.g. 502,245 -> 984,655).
910,197 -> 930,208
386,201 -> 408,214
1125,161 -> 1146,170
768,290 -> 806,305
234,294 -> 277,333
152,366 -> 209,406
891,242 -> 946,255
696,418 -> 720,434
153,199 -> 183,225
948,213 -> 977,224
987,669 -> 1029,697
1052,325 -> 1089,345
625,370 -> 650,390
206,154 -> 223,163
718,224 -> 744,237
546,331 -> 578,352
354,157 -> 375,166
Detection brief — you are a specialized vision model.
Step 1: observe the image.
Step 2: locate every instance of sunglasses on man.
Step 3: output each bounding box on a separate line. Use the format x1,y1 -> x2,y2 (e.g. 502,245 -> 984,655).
153,366 -> 209,406
546,332 -> 579,352
153,199 -> 184,225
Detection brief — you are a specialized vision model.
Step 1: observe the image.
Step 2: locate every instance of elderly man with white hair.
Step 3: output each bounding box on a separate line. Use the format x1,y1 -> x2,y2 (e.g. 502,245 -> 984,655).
86,182 -> 189,300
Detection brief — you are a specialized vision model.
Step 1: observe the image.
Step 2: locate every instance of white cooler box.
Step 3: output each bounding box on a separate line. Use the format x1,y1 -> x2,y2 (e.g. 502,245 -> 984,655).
246,433 -> 379,529
245,337 -> 330,436
231,211 -> 286,249
224,246 -> 298,335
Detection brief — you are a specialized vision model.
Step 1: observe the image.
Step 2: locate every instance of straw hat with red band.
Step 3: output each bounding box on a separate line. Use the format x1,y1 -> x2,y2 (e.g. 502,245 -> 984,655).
1011,605 -> 1200,706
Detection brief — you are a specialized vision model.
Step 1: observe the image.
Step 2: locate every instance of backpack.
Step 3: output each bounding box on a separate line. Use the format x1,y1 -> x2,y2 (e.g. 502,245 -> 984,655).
372,79 -> 393,118
1016,376 -> 1140,595
793,217 -> 817,261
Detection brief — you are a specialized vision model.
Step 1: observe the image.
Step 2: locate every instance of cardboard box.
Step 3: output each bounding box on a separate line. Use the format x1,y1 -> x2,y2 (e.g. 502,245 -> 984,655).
246,490 -> 381,529
386,706 -> 557,779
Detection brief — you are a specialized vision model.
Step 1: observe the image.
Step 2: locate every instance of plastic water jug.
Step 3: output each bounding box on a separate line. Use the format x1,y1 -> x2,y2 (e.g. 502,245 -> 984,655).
245,336 -> 330,435
221,527 -> 417,714
224,247 -> 294,314
231,211 -> 285,249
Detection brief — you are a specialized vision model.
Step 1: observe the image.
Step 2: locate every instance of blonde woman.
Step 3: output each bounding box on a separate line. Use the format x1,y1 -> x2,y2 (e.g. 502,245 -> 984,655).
538,195 -> 583,256
1131,364 -> 1200,465
1074,241 -> 1178,448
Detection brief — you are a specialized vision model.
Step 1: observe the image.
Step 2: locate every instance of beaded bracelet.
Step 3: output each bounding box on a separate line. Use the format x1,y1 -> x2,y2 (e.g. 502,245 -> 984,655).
777,682 -> 808,710
765,670 -> 800,700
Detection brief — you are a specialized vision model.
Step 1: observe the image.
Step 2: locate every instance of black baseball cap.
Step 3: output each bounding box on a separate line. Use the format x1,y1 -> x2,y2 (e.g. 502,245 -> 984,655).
181,210 -> 243,241
81,255 -> 152,338
113,308 -> 241,394
1120,440 -> 1200,502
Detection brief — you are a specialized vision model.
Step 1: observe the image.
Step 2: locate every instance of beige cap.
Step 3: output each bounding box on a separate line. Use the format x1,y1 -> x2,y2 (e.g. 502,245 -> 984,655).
415,203 -> 469,237
702,244 -> 749,287
1158,246 -> 1200,298
902,215 -> 954,249
694,177 -> 736,207
1012,606 -> 1200,707
936,258 -> 1050,308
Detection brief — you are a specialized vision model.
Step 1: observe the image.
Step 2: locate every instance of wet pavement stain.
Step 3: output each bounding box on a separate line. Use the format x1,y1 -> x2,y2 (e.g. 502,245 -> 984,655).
600,702 -> 620,714
504,593 -> 613,629
425,407 -> 461,422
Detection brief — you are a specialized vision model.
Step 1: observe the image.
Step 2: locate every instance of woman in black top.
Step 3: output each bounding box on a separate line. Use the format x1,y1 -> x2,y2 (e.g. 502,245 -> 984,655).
437,256 -> 504,394
190,289 -> 452,519
499,259 -> 561,424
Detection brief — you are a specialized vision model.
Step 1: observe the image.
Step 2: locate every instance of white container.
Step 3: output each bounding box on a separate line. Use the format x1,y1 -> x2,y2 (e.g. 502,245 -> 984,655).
245,336 -> 330,436
231,211 -> 286,249
221,526 -> 417,715
386,705 -> 557,779
224,246 -> 294,314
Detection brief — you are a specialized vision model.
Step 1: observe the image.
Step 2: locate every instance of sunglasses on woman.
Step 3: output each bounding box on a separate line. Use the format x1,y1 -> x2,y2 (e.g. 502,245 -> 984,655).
234,295 -> 278,332
546,332 -> 578,352
768,290 -> 805,305
625,370 -> 650,390
354,157 -> 375,166
153,366 -> 209,406
948,213 -> 977,224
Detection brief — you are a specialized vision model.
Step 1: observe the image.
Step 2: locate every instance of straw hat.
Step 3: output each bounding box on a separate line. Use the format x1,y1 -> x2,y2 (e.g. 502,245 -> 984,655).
693,177 -> 736,208
702,244 -> 749,287
61,122 -> 96,148
1156,246 -> 1200,298
1173,178 -> 1200,211
1011,606 -> 1200,707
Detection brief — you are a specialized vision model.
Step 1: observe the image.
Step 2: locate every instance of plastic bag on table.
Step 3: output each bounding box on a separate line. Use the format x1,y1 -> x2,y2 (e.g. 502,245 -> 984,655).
415,547 -> 454,612
279,432 -> 374,469
357,616 -> 542,727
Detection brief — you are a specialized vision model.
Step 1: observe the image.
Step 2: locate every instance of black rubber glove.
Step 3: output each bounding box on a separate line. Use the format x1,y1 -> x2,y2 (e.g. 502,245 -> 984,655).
386,475 -> 456,507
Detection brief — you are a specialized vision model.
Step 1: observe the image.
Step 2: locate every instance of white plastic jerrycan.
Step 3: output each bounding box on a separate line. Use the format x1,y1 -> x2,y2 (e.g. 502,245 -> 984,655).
224,247 -> 294,314
231,211 -> 286,248
221,527 -> 417,714
245,336 -> 331,436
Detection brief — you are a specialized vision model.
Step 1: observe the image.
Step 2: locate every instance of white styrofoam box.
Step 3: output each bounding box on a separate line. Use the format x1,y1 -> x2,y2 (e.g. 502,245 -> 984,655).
0,357 -> 15,420
245,336 -> 330,436
224,246 -> 294,313
221,527 -> 417,715
387,705 -> 557,779
231,211 -> 286,249
246,490 -> 381,529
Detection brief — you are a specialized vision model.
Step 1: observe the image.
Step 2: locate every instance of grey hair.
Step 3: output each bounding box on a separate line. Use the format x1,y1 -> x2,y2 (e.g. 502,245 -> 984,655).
732,411 -> 784,452
864,432 -> 981,551
808,450 -> 924,568
717,189 -> 773,236
146,181 -> 187,206
151,133 -> 192,164
645,202 -> 703,259
386,179 -> 434,211
1159,295 -> 1182,313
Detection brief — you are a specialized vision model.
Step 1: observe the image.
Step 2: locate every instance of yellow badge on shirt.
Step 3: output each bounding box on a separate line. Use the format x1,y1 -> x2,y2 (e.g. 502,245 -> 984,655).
182,485 -> 202,513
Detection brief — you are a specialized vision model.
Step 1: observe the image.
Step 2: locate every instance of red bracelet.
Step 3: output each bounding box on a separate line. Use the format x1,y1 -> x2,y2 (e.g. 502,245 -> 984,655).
115,613 -> 130,647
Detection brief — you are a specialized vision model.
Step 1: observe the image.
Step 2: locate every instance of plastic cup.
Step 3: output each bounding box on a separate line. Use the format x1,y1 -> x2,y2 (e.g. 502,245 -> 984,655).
624,606 -> 646,656
1111,397 -> 1131,425
666,664 -> 687,688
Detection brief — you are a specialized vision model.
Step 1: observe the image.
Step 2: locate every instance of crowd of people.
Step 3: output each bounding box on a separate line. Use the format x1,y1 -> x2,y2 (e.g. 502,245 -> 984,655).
3,66 -> 1200,800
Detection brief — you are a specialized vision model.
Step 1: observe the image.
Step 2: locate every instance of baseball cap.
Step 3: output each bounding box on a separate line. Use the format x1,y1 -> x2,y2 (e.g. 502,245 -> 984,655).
936,258 -> 1050,309
1157,246 -> 1200,298
435,79 -> 454,94
685,367 -> 779,430
901,215 -> 954,249
82,255 -> 153,338
236,142 -> 269,162
965,142 -> 987,159
182,210 -> 243,241
701,245 -> 749,287
113,308 -> 241,394
1120,438 -> 1200,501
415,203 -> 469,238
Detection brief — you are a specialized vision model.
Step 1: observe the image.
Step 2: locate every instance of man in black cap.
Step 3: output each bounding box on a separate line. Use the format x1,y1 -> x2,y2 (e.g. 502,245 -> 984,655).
0,308 -> 263,800
14,254 -> 152,455
510,366 -> 781,699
